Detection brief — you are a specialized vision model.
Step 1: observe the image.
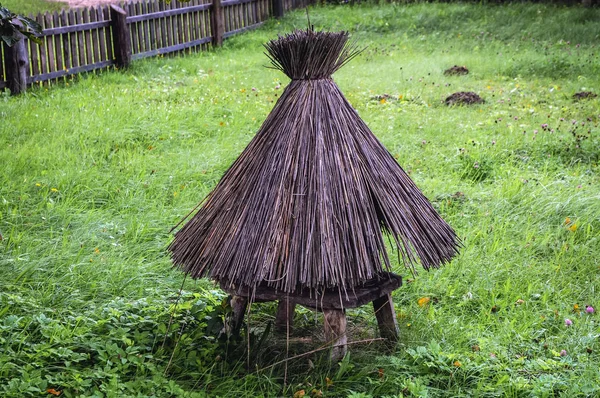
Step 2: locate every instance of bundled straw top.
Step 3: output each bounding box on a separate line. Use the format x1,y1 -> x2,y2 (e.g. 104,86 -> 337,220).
264,30 -> 359,80
169,29 -> 460,295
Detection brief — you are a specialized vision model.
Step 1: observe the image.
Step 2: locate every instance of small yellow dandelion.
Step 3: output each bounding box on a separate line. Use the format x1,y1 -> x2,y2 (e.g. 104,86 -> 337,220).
568,224 -> 578,232
94,247 -> 100,254
35,183 -> 41,187
564,217 -> 571,225
573,304 -> 580,313
51,188 -> 58,192
380,98 -> 387,104
453,360 -> 462,367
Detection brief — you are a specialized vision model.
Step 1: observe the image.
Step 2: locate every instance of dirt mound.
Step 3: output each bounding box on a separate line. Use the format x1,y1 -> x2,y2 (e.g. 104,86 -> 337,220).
445,92 -> 484,106
573,91 -> 597,101
444,65 -> 469,76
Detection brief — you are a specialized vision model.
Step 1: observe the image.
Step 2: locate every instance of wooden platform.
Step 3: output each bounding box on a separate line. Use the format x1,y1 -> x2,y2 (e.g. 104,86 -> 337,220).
220,272 -> 402,360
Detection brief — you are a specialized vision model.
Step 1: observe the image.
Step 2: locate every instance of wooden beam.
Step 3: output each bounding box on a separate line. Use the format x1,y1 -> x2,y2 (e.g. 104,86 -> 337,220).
324,309 -> 347,361
222,295 -> 248,337
220,272 -> 402,310
272,0 -> 284,19
110,5 -> 131,68
275,297 -> 296,333
4,36 -> 29,95
372,293 -> 399,342
211,0 -> 224,47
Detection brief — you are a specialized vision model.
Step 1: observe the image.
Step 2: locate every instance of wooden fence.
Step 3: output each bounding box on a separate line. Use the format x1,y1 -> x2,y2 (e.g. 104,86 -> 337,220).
1,0 -> 312,94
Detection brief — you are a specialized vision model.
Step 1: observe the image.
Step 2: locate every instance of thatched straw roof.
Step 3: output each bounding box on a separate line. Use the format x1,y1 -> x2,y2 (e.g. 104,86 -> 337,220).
169,30 -> 460,295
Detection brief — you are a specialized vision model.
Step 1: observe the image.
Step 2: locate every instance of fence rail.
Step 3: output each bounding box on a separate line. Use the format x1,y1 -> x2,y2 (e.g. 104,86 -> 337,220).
1,0 -> 311,94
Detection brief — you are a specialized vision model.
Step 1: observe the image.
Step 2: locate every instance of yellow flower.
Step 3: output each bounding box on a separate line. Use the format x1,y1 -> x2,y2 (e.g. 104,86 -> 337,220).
568,224 -> 578,232
35,183 -> 41,187
453,360 -> 462,367
573,304 -> 580,313
293,390 -> 305,398
51,188 -> 58,192
417,297 -> 431,307
325,377 -> 333,387
380,98 -> 387,104
564,217 -> 571,225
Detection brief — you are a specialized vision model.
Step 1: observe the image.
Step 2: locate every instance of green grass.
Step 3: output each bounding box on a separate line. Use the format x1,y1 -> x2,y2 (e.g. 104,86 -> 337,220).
2,3 -> 600,397
1,0 -> 67,15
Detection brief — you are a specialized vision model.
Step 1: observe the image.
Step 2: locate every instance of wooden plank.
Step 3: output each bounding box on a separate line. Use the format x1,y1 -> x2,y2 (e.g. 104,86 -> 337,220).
252,0 -> 258,25
77,8 -> 92,65
141,1 -> 150,53
220,273 -> 403,310
29,37 -> 40,80
174,1 -> 182,46
103,7 -> 114,61
212,0 -> 224,46
148,0 -> 158,51
0,43 -> 5,85
131,36 -> 211,60
222,296 -> 247,337
222,21 -> 262,39
58,10 -> 72,69
44,13 -> 55,77
83,9 -> 94,66
275,298 -> 296,333
42,20 -> 110,36
36,14 -> 47,78
222,0 -> 254,5
96,7 -> 107,62
126,3 -> 211,23
182,3 -> 190,51
324,310 -> 347,361
75,9 -> 85,67
110,5 -> 132,67
166,1 -> 174,48
29,60 -> 114,83
90,7 -> 100,64
373,294 -> 399,342
67,10 -> 79,69
135,2 -> 143,54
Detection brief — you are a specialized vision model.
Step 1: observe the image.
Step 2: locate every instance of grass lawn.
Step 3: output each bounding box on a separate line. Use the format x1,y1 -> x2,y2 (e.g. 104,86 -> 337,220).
2,3 -> 600,397
1,0 -> 67,15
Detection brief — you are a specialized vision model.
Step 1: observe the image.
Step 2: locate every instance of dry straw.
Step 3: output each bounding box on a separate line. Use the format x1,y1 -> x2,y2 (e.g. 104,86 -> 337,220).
169,29 -> 460,295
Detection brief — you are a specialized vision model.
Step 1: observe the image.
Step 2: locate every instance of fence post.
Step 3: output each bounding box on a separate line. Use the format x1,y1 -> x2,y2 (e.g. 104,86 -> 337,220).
110,5 -> 131,68
211,0 -> 224,47
4,35 -> 29,95
272,0 -> 284,18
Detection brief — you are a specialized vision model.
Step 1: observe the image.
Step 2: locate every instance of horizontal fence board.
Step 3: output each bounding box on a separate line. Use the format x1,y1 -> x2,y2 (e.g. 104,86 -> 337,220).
42,20 -> 111,36
127,4 -> 211,23
223,21 -> 263,38
28,60 -> 115,83
131,37 -> 212,60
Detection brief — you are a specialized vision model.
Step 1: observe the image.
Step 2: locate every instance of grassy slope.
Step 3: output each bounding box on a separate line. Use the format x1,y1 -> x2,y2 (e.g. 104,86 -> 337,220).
1,3 -> 600,397
1,0 -> 67,15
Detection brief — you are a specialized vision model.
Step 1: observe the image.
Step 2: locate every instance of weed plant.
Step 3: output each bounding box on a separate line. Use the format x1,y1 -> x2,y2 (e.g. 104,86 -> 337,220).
1,3 -> 599,397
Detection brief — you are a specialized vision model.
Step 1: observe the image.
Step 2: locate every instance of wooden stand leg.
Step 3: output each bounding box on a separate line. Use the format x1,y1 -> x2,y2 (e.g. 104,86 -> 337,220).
324,309 -> 347,361
222,295 -> 247,337
275,298 -> 296,333
372,294 -> 399,342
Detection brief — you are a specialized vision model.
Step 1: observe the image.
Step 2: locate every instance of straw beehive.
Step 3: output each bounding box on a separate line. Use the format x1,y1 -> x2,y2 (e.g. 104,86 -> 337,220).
169,29 -> 460,298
